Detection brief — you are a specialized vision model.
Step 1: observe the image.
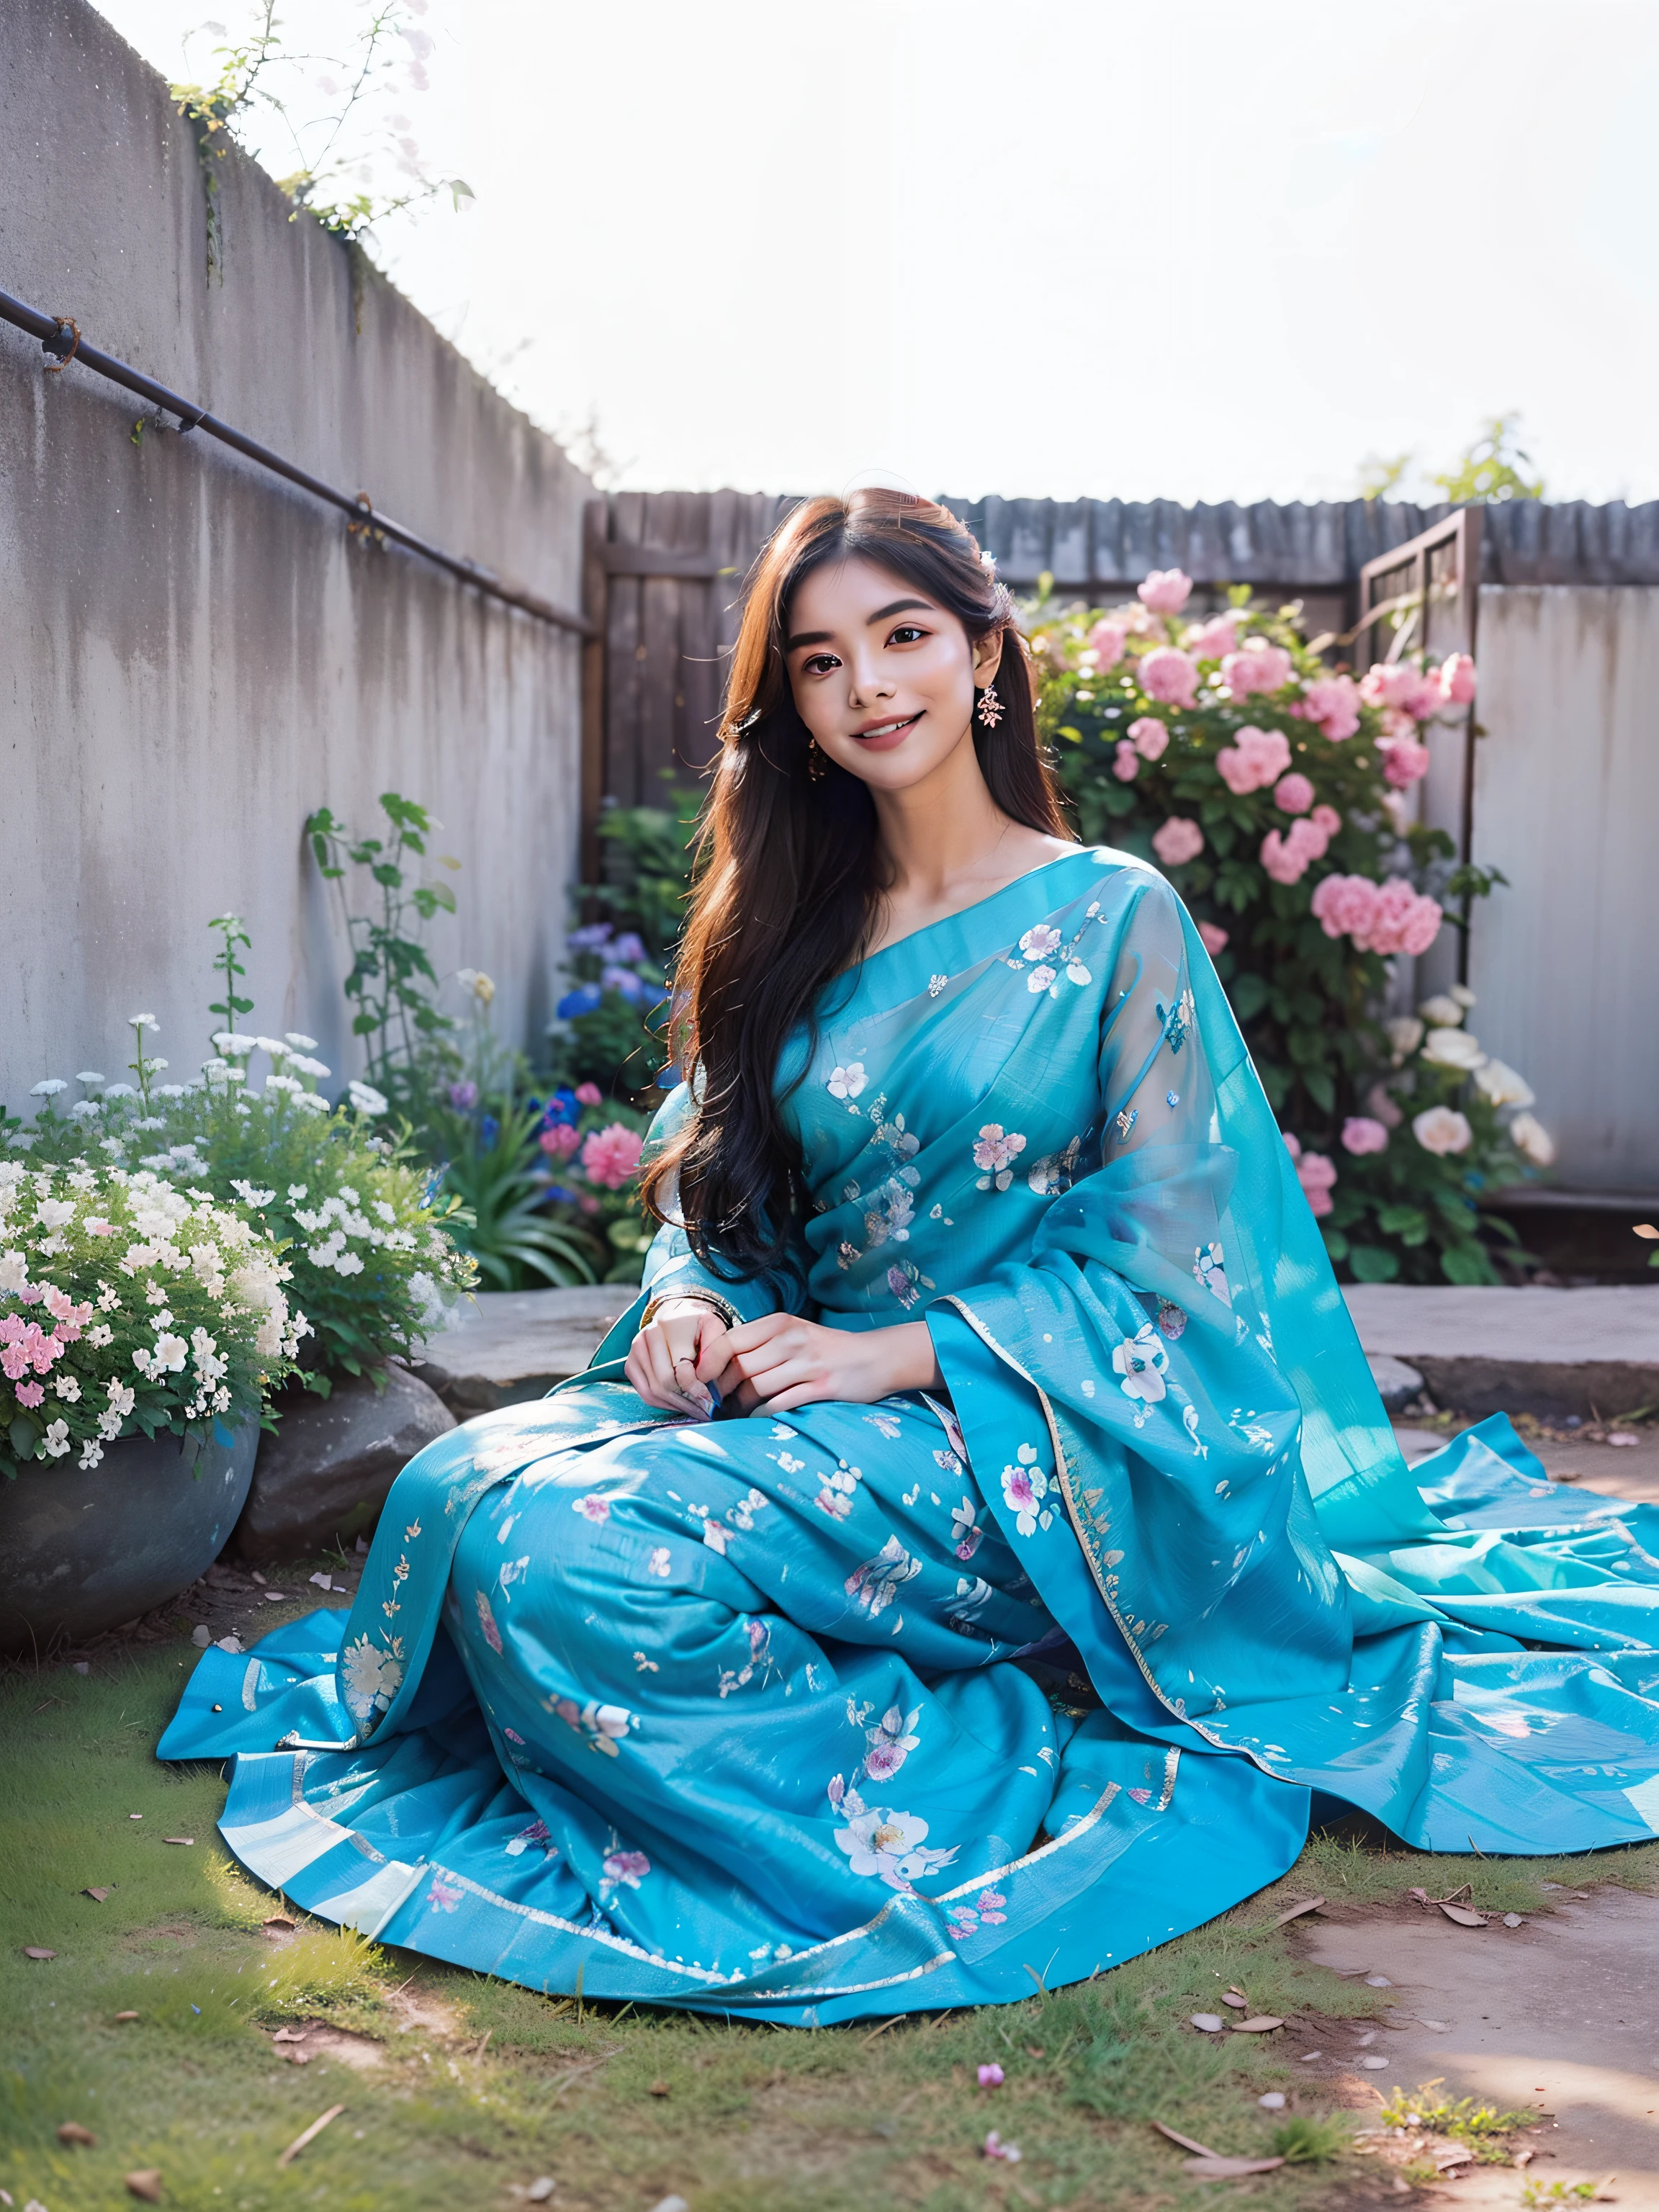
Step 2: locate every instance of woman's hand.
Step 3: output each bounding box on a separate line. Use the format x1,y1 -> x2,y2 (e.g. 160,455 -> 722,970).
713,1316 -> 940,1414
624,1297 -> 735,1416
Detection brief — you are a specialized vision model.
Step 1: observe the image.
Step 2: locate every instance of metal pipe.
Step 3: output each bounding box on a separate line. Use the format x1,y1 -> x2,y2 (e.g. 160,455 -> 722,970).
0,283 -> 591,638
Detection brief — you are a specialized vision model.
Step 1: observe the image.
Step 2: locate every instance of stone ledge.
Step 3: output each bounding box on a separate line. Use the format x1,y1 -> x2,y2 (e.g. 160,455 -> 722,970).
1344,1284 -> 1659,1418
417,1286 -> 634,1416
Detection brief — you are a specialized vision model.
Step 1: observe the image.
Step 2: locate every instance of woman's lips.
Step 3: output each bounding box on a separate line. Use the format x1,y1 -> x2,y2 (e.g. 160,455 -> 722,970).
850,711 -> 922,751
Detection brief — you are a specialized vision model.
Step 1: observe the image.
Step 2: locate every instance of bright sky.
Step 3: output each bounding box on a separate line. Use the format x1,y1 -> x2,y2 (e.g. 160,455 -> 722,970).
96,0 -> 1659,504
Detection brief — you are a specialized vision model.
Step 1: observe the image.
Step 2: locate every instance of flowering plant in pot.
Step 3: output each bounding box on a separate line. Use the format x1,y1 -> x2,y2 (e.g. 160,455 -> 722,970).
0,1158 -> 305,1478
1028,566 -> 1552,1283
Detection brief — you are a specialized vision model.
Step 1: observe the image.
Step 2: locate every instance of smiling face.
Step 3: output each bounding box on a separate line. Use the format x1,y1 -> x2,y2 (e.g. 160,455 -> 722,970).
784,555 -> 1004,795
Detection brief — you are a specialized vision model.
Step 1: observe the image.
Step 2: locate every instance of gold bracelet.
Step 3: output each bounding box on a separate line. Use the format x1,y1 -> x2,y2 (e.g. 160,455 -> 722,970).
638,1289 -> 742,1332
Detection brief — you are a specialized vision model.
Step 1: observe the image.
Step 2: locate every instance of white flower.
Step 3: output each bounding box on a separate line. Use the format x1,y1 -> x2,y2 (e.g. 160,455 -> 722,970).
78,1439 -> 104,1470
212,1032 -> 258,1056
150,1332 -> 189,1373
292,1090 -> 329,1115
76,1071 -> 107,1087
284,1032 -> 319,1051
341,1633 -> 405,1722
1421,1026 -> 1487,1072
102,1083 -> 137,1100
68,1100 -> 102,1120
348,1080 -> 389,1117
834,1804 -> 957,1889
255,1035 -> 290,1058
1026,964 -> 1058,994
30,1079 -> 68,1097
54,1376 -> 82,1404
128,1014 -> 159,1031
1017,925 -> 1063,961
1472,1058 -> 1534,1108
1418,993 -> 1465,1028
1449,983 -> 1477,1010
40,1419 -> 72,1460
826,1062 -> 866,1101
263,1072 -> 302,1096
1510,1112 -> 1555,1166
1001,1455 -> 1051,1537
1413,1105 -> 1473,1156
286,1053 -> 331,1079
36,1199 -> 75,1231
1384,1016 -> 1424,1064
1113,1322 -> 1171,1403
148,1060 -> 170,1074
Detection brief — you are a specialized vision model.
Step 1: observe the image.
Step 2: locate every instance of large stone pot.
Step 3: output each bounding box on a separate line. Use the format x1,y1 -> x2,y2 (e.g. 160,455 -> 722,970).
0,1416 -> 261,1653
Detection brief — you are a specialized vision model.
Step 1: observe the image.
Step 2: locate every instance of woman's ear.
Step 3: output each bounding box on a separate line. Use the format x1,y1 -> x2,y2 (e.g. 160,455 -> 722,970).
972,627 -> 1005,689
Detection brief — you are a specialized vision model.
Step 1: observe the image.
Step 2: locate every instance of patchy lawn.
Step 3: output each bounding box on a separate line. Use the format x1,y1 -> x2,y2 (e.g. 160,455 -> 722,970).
5,1621 -> 1655,2212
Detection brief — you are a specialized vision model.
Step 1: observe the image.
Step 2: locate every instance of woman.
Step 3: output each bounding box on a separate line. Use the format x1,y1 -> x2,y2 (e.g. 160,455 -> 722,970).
163,491 -> 1659,2025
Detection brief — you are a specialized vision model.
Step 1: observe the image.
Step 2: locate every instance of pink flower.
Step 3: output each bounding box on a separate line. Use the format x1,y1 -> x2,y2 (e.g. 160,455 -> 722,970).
1273,772 -> 1314,815
574,1082 -> 604,1106
1282,1130 -> 1302,1161
1364,1082 -> 1403,1129
1311,804 -> 1341,837
475,1588 -> 503,1654
579,1122 -> 644,1190
1220,641 -> 1293,698
1295,1150 -> 1338,1215
539,1123 -> 581,1160
1138,567 -> 1192,615
1087,619 -> 1126,669
572,1493 -> 611,1522
1260,817 -> 1331,884
1196,920 -> 1230,958
1380,736 -> 1431,787
983,2131 -> 1022,2164
976,1886 -> 1007,1925
1341,1116 -> 1390,1156
1439,652 -> 1478,705
978,2063 -> 1005,2088
1299,673 -> 1362,741
14,1380 -> 45,1408
972,1123 -> 1026,1173
1151,817 -> 1204,867
1184,611 -> 1239,660
1128,714 -> 1169,760
1360,660 -> 1442,720
1365,878 -> 1442,956
1413,1105 -> 1473,1156
1112,739 -> 1139,782
1138,646 -> 1198,708
1215,724 -> 1292,795
1310,873 -> 1381,943
0,1321 -> 64,1380
602,1848 -> 651,1889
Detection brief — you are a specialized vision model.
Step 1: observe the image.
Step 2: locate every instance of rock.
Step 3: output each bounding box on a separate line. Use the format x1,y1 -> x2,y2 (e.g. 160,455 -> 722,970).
1367,1354 -> 1424,1411
418,1287 -> 631,1417
1345,1284 -> 1659,1420
231,1364 -> 455,1562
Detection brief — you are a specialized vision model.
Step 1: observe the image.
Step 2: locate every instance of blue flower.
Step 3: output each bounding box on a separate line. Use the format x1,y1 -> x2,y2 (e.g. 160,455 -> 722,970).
557,984 -> 604,1019
480,1114 -> 499,1151
602,966 -> 648,1005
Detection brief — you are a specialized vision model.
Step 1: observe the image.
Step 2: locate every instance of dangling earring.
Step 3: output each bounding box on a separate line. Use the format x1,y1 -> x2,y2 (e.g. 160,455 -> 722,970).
807,736 -> 826,781
976,683 -> 1004,729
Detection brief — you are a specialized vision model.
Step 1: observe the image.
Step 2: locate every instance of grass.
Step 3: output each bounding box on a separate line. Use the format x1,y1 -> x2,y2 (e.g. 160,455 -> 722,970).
4,1645 -> 1655,2212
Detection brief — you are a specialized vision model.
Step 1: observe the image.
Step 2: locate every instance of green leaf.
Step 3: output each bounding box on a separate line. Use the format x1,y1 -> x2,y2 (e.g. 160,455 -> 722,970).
1301,1065 -> 1336,1114
1229,974 -> 1270,1023
1377,1203 -> 1430,1241
7,1411 -> 42,1460
1348,1244 -> 1401,1282
1440,1241 -> 1498,1285
1321,1226 -> 1351,1261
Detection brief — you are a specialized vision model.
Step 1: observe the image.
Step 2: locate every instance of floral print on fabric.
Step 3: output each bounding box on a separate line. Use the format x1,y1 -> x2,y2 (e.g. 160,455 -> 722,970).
829,1776 -> 959,1892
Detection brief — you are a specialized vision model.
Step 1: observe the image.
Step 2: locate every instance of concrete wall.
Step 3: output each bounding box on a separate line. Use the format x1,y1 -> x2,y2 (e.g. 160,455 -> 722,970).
1468,587 -> 1659,1190
1,0 -> 590,1111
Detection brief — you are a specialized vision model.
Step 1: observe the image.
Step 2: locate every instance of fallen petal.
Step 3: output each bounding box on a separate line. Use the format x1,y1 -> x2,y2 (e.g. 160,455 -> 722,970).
1437,1902 -> 1487,1926
1258,2092 -> 1286,2109
1231,2016 -> 1285,2033
1503,1912 -> 1524,1928
272,2028 -> 310,2044
526,2182 -> 556,2204
191,1624 -> 212,1647
1183,2157 -> 1287,2177
1359,2056 -> 1389,2069
648,2078 -> 669,2097
1416,2018 -> 1449,2032
1364,1974 -> 1393,1987
1220,1991 -> 1249,2008
1189,2013 -> 1225,2033
976,2062 -> 1004,2087
162,1838 -> 195,1848
1154,2121 -> 1223,2158
125,2172 -> 163,2204
1408,1887 -> 1429,1904
83,1887 -> 112,1902
23,1948 -> 55,1961
215,1636 -> 243,1655
57,2123 -> 96,2146
647,2199 -> 690,2212
264,1591 -> 287,1602
981,2131 -> 1022,2163
1299,2050 -> 1323,2061
113,2010 -> 140,2023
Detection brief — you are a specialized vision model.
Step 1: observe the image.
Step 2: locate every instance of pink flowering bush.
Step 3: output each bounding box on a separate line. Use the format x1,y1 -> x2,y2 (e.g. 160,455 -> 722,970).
1028,571 -> 1527,1283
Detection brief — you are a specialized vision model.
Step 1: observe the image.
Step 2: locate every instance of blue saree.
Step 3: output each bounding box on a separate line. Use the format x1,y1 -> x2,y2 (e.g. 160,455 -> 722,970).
160,848 -> 1659,2023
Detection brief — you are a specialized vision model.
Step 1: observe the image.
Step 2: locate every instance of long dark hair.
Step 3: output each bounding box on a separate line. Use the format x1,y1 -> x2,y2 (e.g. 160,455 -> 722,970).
641,487 -> 1072,1283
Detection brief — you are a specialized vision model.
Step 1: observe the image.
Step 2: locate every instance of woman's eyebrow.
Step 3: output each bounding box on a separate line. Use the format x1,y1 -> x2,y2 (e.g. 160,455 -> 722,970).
785,598 -> 935,652
866,598 -> 932,624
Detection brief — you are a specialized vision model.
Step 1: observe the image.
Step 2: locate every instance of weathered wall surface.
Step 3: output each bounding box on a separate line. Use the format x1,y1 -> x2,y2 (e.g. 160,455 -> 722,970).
1,0 -> 590,1109
1470,588 -> 1659,1190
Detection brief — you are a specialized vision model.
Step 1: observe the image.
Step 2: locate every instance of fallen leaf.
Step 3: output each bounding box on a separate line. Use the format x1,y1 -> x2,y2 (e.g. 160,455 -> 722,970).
23,1948 -> 55,1961
309,1573 -> 334,1591
251,1570 -> 267,1585
1365,1974 -> 1393,1987
1571,1892 -> 1589,1900
215,1637 -> 243,1655
526,2182 -> 555,2204
264,1915 -> 297,1933
1609,1431 -> 1639,1447
57,2123 -> 96,2146
1416,2018 -> 1449,2032
1408,1886 -> 1430,1904
1434,2144 -> 1474,2170
128,1813 -> 143,1821
1272,1895 -> 1326,1925
1154,2121 -> 1223,2158
1220,1991 -> 1248,2009
1359,2056 -> 1389,2069
647,2199 -> 690,2212
72,1660 -> 91,1674
1258,2092 -> 1286,2110
125,2172 -> 163,2204
1184,2156 -> 1287,2177
648,2078 -> 669,2098
83,1887 -> 111,1902
191,1625 -> 212,1647
1231,2016 -> 1285,2033
1503,1912 -> 1524,1928
1189,2013 -> 1224,2033
272,2028 -> 310,2044
276,2103 -> 345,2168
1437,1902 -> 1487,1926
263,1592 -> 287,1602
1299,2050 -> 1323,2061
162,1838 -> 195,1848
113,2010 -> 140,2023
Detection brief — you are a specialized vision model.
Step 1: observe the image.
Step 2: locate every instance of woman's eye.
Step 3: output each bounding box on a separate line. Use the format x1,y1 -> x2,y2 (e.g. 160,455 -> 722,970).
801,652 -> 840,676
889,625 -> 926,645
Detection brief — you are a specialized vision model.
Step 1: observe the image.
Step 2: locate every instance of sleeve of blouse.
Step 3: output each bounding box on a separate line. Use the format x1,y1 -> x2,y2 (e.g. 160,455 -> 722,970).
637,1082 -> 809,1324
